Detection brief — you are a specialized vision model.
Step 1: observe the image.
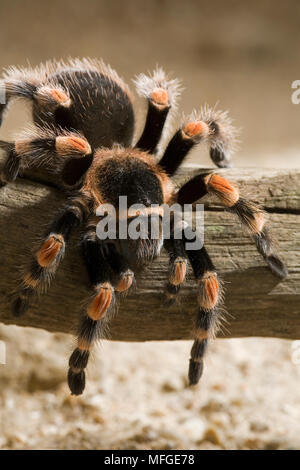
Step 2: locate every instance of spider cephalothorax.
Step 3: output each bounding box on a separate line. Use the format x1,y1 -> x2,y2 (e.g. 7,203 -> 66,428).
81,147 -> 172,268
0,58 -> 287,395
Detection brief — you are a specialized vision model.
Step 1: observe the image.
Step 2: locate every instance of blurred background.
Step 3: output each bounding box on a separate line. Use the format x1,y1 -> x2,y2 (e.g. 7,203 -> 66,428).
0,0 -> 299,450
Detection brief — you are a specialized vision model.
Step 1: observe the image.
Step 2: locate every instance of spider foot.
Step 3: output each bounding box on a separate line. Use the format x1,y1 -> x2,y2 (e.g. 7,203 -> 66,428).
68,368 -> 85,396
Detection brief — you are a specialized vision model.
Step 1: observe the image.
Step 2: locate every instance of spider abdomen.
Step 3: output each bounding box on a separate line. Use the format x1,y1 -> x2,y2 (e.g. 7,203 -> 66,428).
33,70 -> 135,149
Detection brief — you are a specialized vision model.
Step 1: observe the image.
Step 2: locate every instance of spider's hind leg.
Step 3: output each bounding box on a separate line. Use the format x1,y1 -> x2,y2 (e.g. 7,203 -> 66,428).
203,105 -> 238,168
159,106 -> 238,176
134,67 -> 181,153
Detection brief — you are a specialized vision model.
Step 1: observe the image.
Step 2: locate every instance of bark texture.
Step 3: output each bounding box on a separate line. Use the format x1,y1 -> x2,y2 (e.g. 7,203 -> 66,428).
0,166 -> 299,340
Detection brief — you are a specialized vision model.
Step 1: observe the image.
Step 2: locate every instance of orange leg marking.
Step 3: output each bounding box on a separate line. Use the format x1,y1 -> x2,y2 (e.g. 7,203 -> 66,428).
87,283 -> 113,321
183,121 -> 210,139
50,89 -> 70,105
194,329 -> 210,340
77,338 -> 92,351
36,235 -> 64,268
116,270 -> 134,292
56,136 -> 91,156
15,140 -> 32,155
169,257 -> 187,286
23,273 -> 39,288
36,86 -> 71,108
151,87 -> 169,106
245,210 -> 266,234
205,174 -> 239,207
198,272 -> 219,310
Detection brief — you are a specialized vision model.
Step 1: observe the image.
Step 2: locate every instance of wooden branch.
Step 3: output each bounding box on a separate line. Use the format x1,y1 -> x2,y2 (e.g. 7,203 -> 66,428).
0,166 -> 299,340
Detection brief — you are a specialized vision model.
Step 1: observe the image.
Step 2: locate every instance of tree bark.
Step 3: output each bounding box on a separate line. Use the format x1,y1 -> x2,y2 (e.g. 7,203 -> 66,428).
0,166 -> 299,340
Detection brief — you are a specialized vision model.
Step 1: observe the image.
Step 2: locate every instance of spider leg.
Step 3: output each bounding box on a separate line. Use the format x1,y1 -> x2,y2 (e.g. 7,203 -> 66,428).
164,219 -> 222,385
0,77 -> 36,126
164,230 -> 187,305
133,67 -> 181,153
68,230 -> 134,395
104,244 -> 135,293
11,194 -> 90,317
177,172 -> 287,279
0,73 -> 71,127
159,106 -> 238,175
0,128 -> 92,186
184,241 -> 223,385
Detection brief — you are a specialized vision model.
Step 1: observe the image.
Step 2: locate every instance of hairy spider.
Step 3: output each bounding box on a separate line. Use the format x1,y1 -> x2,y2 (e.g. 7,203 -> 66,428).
0,58 -> 287,395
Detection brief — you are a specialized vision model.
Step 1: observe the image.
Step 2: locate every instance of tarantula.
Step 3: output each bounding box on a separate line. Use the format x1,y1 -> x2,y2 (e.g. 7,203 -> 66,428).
0,58 -> 287,395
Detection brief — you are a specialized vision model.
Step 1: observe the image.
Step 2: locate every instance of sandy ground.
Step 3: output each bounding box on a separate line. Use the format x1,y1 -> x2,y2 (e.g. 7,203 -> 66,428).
0,0 -> 299,451
1,325 -> 300,450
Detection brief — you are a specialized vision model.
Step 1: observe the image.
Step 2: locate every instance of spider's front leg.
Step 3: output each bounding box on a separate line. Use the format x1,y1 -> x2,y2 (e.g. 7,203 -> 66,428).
177,172 -> 287,279
134,67 -> 181,153
12,194 -> 91,316
68,229 -> 134,395
158,106 -> 238,173
0,128 -> 92,187
0,75 -> 71,127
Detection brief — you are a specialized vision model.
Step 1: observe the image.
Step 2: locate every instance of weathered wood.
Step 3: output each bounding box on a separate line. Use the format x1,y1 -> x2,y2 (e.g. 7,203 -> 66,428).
0,166 -> 299,340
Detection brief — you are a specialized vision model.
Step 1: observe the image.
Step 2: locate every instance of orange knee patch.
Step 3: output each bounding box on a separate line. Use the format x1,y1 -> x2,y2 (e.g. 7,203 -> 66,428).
56,136 -> 91,156
77,337 -> 91,351
50,89 -> 70,106
183,121 -> 210,140
37,235 -> 64,268
169,257 -> 187,286
23,273 -> 38,288
151,87 -> 169,107
195,328 -> 210,340
36,85 -> 71,108
15,140 -> 33,155
198,272 -> 219,310
87,283 -> 113,320
246,210 -> 266,234
116,270 -> 134,292
205,174 -> 239,207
